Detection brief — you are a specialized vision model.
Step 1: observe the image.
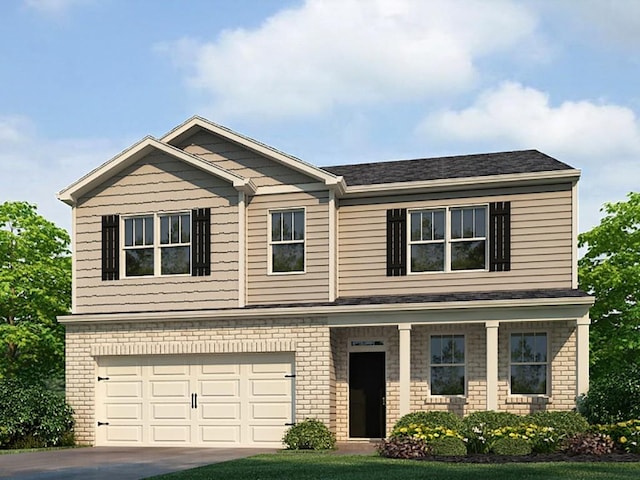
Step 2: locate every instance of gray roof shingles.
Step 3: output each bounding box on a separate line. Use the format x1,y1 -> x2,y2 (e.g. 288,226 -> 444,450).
322,149 -> 573,186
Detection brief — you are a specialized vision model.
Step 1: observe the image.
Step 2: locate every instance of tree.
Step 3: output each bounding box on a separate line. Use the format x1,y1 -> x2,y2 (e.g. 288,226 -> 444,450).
578,192 -> 640,377
0,201 -> 71,386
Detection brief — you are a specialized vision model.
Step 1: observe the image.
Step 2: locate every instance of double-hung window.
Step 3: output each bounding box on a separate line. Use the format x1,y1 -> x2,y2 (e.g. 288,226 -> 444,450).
430,334 -> 465,395
409,206 -> 487,273
270,209 -> 304,273
510,332 -> 548,395
123,213 -> 191,277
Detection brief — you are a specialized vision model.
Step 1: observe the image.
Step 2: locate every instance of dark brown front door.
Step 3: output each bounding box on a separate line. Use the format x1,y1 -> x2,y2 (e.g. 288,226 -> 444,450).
349,351 -> 386,438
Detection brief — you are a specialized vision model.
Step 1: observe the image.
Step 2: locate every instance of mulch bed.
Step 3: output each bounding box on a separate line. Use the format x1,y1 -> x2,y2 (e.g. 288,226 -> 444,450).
421,453 -> 640,463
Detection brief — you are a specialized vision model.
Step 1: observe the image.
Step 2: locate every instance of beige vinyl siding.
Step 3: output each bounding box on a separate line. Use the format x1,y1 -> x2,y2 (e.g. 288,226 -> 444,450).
74,152 -> 239,314
338,184 -> 574,297
178,131 -> 315,187
247,191 -> 330,304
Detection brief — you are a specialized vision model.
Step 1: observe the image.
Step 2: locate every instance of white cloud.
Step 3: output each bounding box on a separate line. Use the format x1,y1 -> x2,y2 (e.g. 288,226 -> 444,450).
419,82 -> 640,231
160,0 -> 538,119
0,116 -> 125,233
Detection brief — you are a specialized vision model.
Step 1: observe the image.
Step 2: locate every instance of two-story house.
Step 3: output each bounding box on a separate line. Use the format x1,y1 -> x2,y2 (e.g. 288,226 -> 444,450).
57,116 -> 593,448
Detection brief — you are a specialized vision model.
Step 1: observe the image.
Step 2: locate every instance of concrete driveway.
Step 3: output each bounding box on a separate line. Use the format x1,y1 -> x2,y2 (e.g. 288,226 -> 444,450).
0,446 -> 276,480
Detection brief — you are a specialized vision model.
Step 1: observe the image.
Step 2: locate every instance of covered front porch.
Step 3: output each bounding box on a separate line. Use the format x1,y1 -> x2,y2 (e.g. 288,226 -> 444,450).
327,294 -> 591,442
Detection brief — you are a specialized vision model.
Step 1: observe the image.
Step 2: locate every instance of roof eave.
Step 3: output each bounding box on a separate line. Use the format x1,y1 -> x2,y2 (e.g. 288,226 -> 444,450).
58,294 -> 594,324
342,169 -> 581,198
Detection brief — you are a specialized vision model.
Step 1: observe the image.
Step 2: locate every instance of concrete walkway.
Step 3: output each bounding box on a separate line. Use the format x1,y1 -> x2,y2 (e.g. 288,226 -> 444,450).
0,446 -> 275,480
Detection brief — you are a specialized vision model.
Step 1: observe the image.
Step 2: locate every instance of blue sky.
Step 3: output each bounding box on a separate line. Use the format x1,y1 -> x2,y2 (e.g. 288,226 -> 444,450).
1,0 -> 639,235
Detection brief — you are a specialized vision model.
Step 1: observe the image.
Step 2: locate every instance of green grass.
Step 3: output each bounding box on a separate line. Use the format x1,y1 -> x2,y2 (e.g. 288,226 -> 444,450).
148,452 -> 640,480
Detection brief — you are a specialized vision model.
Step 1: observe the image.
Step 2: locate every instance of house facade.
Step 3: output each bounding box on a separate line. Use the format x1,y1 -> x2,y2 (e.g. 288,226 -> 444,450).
57,117 -> 593,447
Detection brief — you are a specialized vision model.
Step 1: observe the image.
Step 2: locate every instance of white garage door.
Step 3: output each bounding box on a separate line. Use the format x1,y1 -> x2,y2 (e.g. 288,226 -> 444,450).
95,353 -> 295,447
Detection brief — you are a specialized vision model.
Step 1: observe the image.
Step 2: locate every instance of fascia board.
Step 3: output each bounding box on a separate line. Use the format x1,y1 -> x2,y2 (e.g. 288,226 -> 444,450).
57,137 -> 255,205
162,116 -> 346,191
58,295 -> 594,325
342,169 -> 581,198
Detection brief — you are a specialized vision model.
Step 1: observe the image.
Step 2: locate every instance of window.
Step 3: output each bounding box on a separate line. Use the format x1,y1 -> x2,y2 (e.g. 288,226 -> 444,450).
270,209 -> 304,273
409,206 -> 487,273
430,334 -> 465,395
450,207 -> 486,270
510,332 -> 548,395
160,213 -> 190,275
410,209 -> 445,272
123,213 -> 191,277
124,216 -> 154,276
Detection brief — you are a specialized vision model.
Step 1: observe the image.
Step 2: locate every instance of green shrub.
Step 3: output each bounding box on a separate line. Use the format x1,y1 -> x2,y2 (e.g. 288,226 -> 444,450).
462,411 -> 521,453
593,420 -> 640,454
491,436 -> 532,456
393,411 -> 463,432
430,436 -> 467,456
578,364 -> 640,424
526,411 -> 589,437
563,432 -> 614,456
282,419 -> 336,450
377,436 -> 431,459
0,380 -> 74,449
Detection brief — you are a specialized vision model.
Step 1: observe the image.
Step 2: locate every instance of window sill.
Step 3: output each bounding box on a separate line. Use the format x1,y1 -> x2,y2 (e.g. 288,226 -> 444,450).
506,395 -> 552,405
424,396 -> 467,405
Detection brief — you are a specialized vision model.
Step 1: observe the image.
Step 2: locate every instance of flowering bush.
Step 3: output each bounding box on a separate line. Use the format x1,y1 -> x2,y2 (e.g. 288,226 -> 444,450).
593,420 -> 640,453
391,423 -> 465,442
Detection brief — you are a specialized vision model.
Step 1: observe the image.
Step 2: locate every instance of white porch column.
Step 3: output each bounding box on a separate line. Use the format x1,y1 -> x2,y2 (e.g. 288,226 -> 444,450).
485,321 -> 499,411
576,315 -> 591,398
398,324 -> 412,416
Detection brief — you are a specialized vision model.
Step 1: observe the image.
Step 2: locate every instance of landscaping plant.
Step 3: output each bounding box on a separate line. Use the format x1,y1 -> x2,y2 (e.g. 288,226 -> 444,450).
282,419 -> 336,450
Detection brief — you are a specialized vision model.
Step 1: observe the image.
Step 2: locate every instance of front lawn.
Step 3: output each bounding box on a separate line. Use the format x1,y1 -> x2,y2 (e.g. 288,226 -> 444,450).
148,452 -> 640,480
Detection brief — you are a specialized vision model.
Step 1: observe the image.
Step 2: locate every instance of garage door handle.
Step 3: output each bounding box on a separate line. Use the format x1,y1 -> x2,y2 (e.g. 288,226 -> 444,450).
97,422 -> 110,426
191,393 -> 198,409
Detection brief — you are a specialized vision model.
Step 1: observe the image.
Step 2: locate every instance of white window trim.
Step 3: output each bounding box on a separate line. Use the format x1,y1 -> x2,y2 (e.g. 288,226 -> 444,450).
408,204 -> 489,274
508,330 -> 550,397
267,207 -> 306,275
121,211 -> 192,278
428,333 -> 467,398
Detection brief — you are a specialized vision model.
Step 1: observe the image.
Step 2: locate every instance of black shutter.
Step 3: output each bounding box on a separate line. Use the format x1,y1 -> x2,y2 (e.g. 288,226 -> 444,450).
386,208 -> 407,276
102,215 -> 119,281
489,201 -> 511,272
192,208 -> 211,276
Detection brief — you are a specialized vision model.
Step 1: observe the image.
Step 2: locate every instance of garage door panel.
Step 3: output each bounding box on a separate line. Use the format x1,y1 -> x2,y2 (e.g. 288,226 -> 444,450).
200,403 -> 240,420
251,362 -> 291,374
200,425 -> 241,443
151,425 -> 191,443
152,364 -> 190,376
201,363 -> 240,375
106,404 -> 142,420
200,379 -> 240,397
152,403 -> 190,420
106,381 -> 142,398
150,380 -> 189,398
251,402 -> 290,420
251,379 -> 290,396
250,425 -> 287,443
106,425 -> 143,443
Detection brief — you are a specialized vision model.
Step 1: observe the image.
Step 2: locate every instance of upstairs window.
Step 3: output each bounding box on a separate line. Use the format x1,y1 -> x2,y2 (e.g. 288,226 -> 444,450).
270,209 -> 305,273
124,216 -> 154,276
409,206 -> 487,273
160,213 -> 191,275
123,213 -> 191,277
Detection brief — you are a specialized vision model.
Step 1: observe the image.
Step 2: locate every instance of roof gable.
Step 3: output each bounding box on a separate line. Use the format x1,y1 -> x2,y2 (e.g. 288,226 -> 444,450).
162,116 -> 345,192
57,137 -> 256,205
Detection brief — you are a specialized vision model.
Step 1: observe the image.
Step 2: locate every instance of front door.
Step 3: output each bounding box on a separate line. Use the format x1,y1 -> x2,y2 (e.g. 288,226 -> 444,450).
349,351 -> 385,438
